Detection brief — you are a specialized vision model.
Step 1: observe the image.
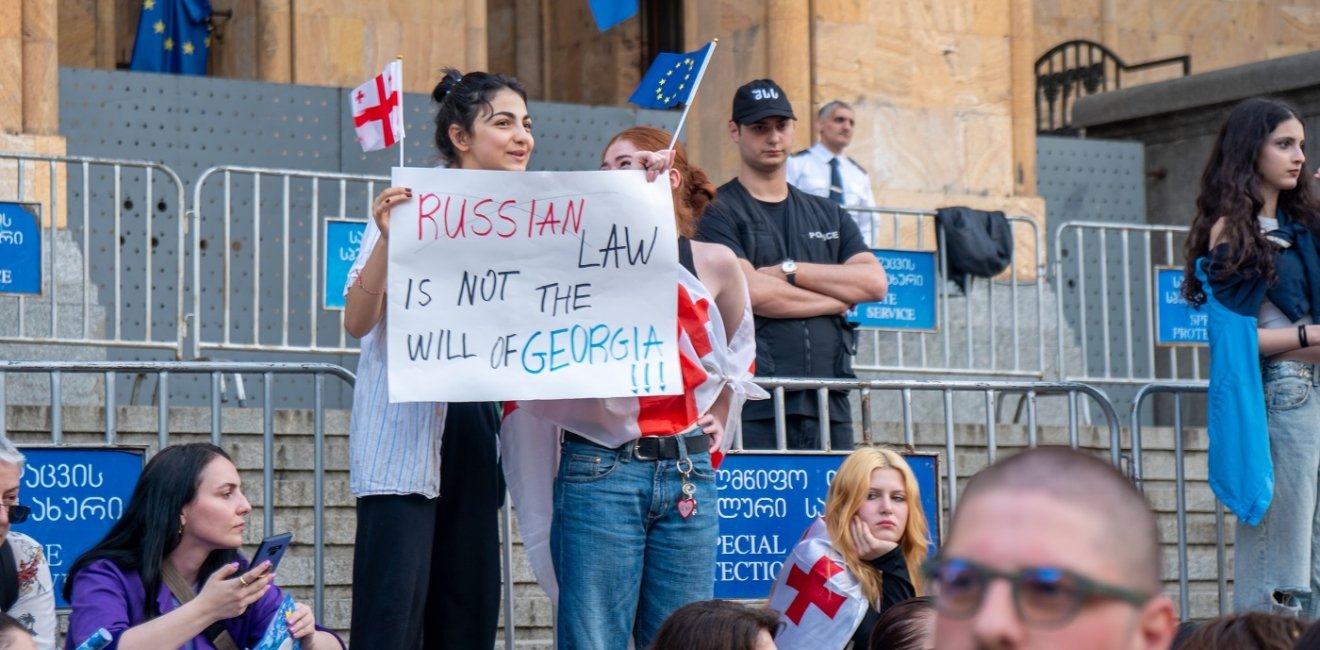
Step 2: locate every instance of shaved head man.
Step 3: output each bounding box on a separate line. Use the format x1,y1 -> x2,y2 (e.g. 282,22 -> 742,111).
928,447 -> 1178,650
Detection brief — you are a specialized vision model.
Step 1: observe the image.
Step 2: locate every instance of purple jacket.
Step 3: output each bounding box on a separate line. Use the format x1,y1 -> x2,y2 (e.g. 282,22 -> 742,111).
64,558 -> 344,650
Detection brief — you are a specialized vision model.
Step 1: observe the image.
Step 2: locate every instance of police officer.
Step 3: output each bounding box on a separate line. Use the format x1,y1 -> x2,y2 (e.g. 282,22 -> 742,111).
696,80 -> 888,451
787,100 -> 879,247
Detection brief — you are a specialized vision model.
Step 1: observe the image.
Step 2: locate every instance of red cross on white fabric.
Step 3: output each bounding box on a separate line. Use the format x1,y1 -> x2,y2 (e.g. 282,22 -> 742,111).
783,556 -> 848,624
354,75 -> 399,146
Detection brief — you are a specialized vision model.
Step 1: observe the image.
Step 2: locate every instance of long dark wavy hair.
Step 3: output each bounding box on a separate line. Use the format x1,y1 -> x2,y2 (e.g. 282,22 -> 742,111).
1182,97 -> 1320,306
430,67 -> 529,166
63,443 -> 239,618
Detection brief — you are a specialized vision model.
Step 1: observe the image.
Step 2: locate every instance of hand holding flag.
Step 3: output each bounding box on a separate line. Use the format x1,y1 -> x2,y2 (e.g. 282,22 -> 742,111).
351,60 -> 406,153
628,40 -> 719,151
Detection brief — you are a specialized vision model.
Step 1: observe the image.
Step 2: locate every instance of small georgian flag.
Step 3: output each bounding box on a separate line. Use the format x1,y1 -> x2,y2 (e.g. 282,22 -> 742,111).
351,60 -> 405,152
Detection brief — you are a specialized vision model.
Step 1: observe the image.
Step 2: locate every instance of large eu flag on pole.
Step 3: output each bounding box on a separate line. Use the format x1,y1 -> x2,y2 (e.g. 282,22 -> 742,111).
628,43 -> 715,110
130,0 -> 213,75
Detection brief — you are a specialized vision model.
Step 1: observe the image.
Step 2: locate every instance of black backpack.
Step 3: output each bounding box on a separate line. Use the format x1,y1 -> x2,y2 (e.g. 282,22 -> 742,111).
936,206 -> 1013,292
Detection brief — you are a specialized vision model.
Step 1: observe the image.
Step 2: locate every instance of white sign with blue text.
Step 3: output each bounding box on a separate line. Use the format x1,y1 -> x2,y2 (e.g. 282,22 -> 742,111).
0,202 -> 42,296
1155,267 -> 1208,346
324,219 -> 368,310
847,249 -> 937,331
386,167 -> 681,402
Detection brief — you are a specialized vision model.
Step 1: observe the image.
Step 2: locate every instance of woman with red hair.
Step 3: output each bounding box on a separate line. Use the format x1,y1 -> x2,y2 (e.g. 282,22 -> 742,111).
503,126 -> 763,649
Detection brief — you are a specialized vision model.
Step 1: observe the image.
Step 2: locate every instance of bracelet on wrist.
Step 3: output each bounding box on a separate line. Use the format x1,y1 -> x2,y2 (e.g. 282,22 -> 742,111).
1300,324 -> 1310,349
355,273 -> 385,296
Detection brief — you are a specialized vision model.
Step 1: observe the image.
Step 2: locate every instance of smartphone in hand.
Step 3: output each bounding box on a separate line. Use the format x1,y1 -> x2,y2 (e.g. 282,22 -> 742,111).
249,532 -> 294,573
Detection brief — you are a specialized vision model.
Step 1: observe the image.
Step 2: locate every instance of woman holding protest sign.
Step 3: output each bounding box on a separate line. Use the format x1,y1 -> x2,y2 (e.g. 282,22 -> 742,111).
345,70 -> 676,648
767,446 -> 928,649
501,125 -> 763,649
343,68 -> 526,649
62,443 -> 341,650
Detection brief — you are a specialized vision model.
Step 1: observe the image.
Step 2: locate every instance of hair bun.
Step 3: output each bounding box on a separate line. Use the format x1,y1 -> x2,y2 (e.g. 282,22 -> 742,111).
431,68 -> 464,103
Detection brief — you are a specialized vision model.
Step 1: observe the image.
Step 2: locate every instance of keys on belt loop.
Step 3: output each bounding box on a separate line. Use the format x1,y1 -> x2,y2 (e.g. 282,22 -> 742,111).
676,457 -> 697,519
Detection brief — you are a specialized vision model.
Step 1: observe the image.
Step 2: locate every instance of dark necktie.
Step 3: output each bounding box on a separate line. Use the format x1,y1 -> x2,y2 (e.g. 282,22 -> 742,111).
828,157 -> 844,205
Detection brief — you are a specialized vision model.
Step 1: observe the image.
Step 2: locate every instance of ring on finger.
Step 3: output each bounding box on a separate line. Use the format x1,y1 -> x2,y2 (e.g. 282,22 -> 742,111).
239,576 -> 250,587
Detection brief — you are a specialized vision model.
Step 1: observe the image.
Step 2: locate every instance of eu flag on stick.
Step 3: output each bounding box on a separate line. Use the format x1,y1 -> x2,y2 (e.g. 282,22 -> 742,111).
628,43 -> 716,109
130,0 -> 213,75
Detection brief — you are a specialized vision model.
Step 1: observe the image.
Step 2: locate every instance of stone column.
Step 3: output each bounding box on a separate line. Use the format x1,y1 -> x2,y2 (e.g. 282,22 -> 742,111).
95,0 -> 116,69
767,0 -> 810,150
257,0 -> 292,83
514,0 -> 543,97
22,0 -> 59,135
0,1 -> 21,134
466,0 -> 488,72
1009,0 -> 1036,195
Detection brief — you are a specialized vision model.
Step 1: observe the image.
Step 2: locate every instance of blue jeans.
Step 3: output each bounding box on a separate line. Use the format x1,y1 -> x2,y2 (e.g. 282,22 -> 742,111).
550,431 -> 718,649
1235,360 -> 1320,617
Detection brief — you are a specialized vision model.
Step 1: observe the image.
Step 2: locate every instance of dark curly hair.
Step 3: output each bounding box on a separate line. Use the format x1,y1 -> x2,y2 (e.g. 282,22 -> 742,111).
430,68 -> 529,166
1182,97 -> 1320,306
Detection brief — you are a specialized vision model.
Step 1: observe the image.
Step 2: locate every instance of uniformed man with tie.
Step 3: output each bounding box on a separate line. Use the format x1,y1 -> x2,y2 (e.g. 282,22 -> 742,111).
786,100 -> 879,247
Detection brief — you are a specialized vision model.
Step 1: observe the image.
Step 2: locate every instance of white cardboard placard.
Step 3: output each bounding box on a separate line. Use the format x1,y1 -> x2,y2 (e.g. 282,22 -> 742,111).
386,166 -> 681,402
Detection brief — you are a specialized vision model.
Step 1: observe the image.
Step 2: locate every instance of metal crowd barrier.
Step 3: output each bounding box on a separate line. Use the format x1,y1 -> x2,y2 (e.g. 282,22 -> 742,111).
751,377 -> 1123,514
0,153 -> 188,355
848,207 -> 1047,378
189,166 -> 386,358
1130,382 -> 1225,621
0,363 -> 1216,635
1054,221 -> 1207,384
0,361 -> 355,623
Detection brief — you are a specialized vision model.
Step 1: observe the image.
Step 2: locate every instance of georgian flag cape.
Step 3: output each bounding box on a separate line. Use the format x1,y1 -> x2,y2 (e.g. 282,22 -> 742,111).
501,264 -> 765,603
767,517 -> 870,650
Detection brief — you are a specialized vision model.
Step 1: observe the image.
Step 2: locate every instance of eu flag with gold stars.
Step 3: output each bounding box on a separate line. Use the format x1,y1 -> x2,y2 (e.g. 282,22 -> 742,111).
628,43 -> 715,109
130,0 -> 213,75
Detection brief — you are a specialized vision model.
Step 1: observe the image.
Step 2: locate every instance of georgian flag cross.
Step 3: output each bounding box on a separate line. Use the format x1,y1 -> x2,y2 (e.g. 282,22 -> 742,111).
351,60 -> 405,152
768,518 -> 868,647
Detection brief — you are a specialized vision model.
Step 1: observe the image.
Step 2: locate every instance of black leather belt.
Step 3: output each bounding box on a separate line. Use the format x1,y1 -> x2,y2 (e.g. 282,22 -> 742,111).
564,431 -> 709,460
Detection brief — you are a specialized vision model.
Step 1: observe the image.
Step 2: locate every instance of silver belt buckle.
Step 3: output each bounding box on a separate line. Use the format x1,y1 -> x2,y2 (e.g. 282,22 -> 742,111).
632,439 -> 658,461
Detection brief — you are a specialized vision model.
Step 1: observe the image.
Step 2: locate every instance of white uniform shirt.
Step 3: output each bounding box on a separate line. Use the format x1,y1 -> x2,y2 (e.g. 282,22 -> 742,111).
787,142 -> 878,246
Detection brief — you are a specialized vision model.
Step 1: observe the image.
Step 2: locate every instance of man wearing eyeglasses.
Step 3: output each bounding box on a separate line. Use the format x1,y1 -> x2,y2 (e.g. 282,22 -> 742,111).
0,439 -> 53,650
926,447 -> 1177,650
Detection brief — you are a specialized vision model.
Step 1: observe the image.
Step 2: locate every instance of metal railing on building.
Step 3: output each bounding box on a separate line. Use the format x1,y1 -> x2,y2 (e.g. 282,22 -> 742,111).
1035,40 -> 1191,135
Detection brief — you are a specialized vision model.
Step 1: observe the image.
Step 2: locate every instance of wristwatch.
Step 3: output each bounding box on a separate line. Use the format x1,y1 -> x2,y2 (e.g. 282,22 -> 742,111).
781,259 -> 798,285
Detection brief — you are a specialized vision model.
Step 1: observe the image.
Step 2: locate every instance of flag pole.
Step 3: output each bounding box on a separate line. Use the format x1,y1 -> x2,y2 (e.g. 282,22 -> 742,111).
666,38 -> 718,152
396,55 -> 405,169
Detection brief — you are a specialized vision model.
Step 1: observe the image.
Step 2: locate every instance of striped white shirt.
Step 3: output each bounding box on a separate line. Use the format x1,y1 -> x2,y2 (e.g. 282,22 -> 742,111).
344,218 -> 447,497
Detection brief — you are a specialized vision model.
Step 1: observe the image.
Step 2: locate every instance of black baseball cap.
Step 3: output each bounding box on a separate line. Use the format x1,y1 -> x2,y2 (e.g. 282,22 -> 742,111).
731,79 -> 796,125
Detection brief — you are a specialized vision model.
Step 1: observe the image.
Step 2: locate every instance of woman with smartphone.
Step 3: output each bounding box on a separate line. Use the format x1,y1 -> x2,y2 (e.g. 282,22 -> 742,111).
61,443 -> 342,650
